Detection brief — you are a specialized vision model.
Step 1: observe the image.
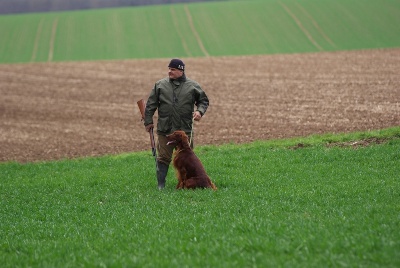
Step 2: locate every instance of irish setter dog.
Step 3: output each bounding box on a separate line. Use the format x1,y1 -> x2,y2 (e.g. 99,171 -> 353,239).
166,130 -> 217,190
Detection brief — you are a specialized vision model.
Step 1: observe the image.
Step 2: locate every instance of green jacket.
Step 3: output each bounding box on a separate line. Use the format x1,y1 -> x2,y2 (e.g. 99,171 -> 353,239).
144,75 -> 209,135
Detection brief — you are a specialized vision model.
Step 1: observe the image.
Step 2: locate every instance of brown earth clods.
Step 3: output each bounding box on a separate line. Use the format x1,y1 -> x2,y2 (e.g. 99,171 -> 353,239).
1,49 -> 399,163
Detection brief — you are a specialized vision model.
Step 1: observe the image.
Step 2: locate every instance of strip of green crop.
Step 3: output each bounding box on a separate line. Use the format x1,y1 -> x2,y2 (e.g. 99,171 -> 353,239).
1,127 -> 399,267
0,0 -> 399,63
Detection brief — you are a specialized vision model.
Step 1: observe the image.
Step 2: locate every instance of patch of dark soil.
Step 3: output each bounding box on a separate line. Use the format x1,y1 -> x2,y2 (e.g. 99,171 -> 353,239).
289,143 -> 311,150
325,137 -> 390,149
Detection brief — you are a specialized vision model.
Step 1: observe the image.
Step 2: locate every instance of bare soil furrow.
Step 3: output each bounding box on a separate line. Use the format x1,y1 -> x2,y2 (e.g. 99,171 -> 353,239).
1,49 -> 399,162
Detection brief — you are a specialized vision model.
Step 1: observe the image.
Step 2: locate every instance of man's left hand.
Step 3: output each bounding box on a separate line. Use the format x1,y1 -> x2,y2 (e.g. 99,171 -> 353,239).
193,111 -> 202,121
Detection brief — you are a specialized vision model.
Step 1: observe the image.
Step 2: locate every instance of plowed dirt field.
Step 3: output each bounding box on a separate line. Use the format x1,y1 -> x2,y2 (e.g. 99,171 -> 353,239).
1,49 -> 399,162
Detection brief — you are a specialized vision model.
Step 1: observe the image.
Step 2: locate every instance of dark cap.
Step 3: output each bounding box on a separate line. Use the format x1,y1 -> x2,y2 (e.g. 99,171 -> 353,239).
168,58 -> 185,71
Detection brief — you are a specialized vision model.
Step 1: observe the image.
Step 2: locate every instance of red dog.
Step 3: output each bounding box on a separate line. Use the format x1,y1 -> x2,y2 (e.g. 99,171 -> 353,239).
166,130 -> 217,190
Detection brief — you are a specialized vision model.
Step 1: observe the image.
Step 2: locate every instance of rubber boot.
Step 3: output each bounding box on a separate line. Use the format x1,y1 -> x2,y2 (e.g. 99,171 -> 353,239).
157,161 -> 169,190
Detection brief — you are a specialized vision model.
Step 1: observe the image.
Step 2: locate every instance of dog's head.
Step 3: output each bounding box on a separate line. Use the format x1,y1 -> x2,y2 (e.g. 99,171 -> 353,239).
166,130 -> 190,148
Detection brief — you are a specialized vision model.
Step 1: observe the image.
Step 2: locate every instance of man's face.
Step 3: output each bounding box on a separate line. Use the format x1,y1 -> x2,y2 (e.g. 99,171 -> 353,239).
168,68 -> 183,80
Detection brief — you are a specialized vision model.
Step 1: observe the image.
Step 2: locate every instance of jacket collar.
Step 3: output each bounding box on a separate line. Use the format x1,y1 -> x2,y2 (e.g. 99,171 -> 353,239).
170,74 -> 186,85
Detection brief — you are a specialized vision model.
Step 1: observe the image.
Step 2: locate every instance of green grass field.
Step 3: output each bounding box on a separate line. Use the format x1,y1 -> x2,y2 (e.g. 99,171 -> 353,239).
1,127 -> 399,267
0,0 -> 399,63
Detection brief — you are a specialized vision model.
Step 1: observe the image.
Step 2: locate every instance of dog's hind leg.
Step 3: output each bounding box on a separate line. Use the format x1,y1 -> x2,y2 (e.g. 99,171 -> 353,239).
184,177 -> 211,189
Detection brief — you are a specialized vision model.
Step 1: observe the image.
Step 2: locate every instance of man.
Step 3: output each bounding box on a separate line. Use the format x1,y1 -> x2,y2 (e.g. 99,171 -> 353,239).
144,58 -> 209,189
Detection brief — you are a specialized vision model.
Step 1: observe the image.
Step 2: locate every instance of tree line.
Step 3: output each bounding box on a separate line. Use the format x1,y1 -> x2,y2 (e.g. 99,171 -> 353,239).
0,0 -> 221,14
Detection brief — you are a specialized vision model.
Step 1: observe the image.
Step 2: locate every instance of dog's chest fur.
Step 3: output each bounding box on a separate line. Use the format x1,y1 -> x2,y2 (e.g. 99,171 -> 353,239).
173,148 -> 206,176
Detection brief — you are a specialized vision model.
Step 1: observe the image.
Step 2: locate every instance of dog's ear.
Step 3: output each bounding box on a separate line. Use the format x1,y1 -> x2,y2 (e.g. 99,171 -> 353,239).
181,132 -> 189,144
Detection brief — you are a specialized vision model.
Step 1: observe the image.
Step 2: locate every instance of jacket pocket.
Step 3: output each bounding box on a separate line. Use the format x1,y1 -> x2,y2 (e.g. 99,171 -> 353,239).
157,116 -> 172,133
180,116 -> 193,132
